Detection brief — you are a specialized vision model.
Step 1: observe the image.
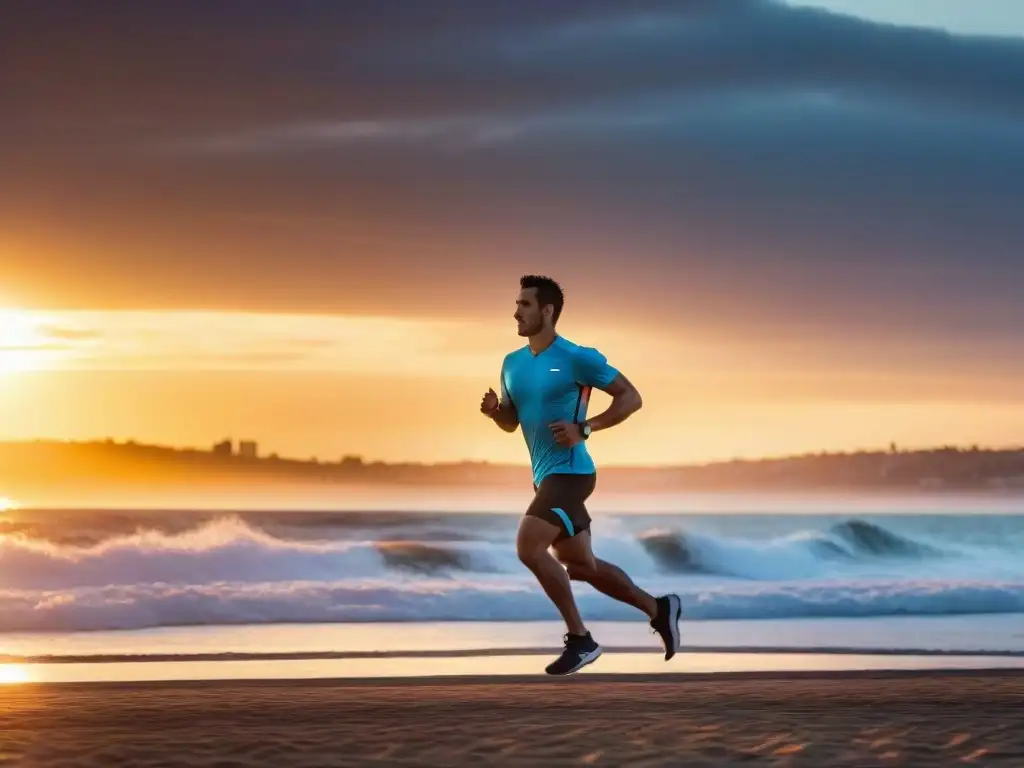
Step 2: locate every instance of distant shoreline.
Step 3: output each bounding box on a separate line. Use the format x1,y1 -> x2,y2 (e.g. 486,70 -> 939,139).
3,438 -> 1024,497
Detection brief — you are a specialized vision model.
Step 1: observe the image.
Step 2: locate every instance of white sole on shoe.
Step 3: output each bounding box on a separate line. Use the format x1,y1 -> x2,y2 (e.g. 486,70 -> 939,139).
548,646 -> 603,676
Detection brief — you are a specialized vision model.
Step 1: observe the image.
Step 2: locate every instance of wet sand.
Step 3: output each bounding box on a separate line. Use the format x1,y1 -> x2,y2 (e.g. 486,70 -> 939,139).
2,670 -> 1022,766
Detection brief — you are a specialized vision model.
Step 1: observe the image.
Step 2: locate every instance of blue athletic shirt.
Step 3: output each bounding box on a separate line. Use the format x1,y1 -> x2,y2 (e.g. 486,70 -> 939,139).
499,335 -> 620,487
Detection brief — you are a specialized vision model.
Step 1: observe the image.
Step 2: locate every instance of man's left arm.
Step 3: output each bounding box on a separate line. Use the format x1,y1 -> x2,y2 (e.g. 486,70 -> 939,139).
575,347 -> 643,434
550,347 -> 642,446
584,370 -> 643,433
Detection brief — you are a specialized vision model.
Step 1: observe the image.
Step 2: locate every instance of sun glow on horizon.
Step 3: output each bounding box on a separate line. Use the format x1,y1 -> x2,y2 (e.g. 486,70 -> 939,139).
0,497 -> 18,512
0,309 -> 47,374
0,665 -> 29,685
0,308 -> 1023,467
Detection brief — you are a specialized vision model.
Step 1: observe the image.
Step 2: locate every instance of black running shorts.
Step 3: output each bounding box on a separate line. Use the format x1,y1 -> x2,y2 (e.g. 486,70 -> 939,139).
526,473 -> 597,540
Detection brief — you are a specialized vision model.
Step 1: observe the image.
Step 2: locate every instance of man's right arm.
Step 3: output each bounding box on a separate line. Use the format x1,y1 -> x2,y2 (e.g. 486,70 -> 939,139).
492,365 -> 519,432
491,400 -> 519,432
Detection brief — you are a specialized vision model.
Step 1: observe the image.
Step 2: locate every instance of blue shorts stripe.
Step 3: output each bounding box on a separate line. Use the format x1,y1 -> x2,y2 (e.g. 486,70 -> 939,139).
550,507 -> 575,537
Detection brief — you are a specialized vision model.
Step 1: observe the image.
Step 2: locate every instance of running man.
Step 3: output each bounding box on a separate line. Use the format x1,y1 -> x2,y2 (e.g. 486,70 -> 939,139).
480,274 -> 682,675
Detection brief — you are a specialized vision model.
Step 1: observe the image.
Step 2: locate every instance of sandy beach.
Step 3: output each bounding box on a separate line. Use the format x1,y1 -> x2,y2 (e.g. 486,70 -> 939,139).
1,670 -> 1021,766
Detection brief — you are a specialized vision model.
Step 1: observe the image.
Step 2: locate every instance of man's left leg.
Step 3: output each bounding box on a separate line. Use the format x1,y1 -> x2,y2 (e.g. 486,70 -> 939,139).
554,531 -> 657,618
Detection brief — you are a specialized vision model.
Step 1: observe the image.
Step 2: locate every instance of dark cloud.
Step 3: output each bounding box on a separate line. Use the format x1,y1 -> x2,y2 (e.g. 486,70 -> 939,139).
8,0 -> 1022,133
2,0 -> 1023,365
336,0 -> 1024,123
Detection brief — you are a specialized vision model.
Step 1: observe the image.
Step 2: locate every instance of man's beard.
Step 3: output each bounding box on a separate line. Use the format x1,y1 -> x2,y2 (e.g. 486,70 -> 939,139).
519,319 -> 543,336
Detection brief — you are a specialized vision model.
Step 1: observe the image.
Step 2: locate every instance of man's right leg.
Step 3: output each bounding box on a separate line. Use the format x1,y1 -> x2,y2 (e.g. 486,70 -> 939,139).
516,515 -> 587,636
518,479 -> 603,676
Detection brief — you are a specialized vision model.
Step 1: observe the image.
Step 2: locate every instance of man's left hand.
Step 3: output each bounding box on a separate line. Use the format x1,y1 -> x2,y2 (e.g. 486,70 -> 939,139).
549,421 -> 583,447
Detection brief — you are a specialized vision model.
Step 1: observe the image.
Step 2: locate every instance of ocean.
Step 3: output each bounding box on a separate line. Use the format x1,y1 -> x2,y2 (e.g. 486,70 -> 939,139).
3,500 -> 1024,682
3,503 -> 1024,634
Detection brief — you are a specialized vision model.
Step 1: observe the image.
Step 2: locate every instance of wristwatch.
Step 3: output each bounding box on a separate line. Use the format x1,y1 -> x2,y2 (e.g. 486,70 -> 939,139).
580,421 -> 592,440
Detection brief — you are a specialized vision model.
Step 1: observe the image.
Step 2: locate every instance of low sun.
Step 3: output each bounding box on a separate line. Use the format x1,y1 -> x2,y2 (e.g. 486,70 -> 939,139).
0,309 -> 43,374
0,497 -> 17,512
0,666 -> 29,685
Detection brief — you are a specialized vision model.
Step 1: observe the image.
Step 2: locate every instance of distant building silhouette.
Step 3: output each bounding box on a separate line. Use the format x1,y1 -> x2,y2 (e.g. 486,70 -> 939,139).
238,440 -> 258,459
212,439 -> 232,456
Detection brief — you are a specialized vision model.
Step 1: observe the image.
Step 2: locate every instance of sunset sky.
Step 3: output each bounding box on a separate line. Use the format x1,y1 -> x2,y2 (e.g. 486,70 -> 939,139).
3,1 -> 1024,466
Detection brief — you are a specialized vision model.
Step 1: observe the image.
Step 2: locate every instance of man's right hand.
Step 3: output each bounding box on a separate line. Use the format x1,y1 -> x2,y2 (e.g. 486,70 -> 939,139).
480,388 -> 500,417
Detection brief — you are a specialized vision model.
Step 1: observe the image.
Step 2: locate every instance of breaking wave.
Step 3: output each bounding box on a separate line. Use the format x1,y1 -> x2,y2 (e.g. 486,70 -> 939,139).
638,519 -> 943,579
0,517 -> 514,590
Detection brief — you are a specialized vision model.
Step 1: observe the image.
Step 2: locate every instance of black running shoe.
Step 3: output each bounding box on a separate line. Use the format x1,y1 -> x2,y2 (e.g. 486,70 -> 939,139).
650,594 -> 683,660
545,632 -> 602,676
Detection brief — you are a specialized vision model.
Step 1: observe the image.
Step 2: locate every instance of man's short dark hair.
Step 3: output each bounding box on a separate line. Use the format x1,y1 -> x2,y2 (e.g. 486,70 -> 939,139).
520,274 -> 565,325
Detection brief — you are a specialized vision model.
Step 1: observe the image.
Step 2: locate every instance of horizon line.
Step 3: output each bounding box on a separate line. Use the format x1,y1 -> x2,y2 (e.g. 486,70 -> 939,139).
3,436 -> 1023,470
